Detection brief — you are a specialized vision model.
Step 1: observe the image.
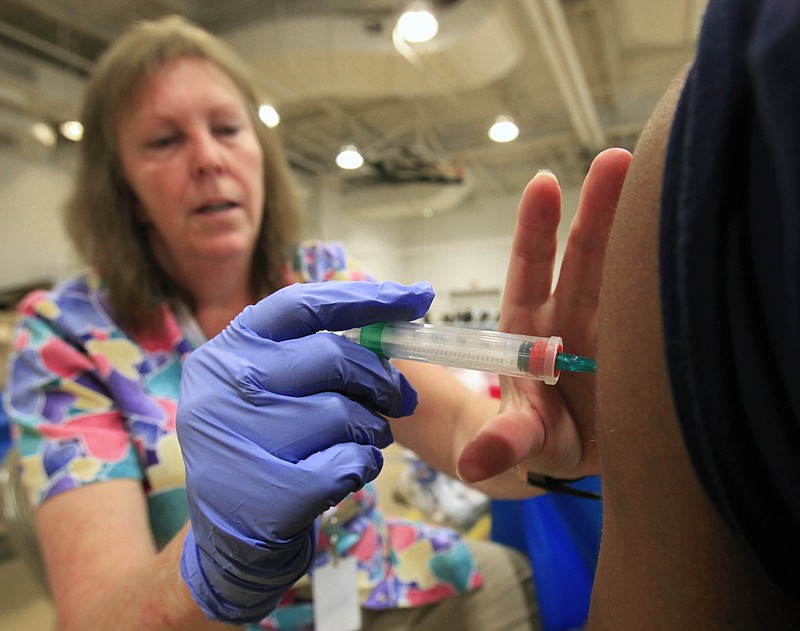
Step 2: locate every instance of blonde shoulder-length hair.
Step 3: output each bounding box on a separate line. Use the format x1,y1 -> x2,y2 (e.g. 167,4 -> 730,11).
65,15 -> 301,332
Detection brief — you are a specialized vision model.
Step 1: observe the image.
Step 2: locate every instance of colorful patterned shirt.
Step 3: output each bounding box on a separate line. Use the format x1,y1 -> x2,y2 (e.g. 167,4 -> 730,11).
3,240 -> 481,630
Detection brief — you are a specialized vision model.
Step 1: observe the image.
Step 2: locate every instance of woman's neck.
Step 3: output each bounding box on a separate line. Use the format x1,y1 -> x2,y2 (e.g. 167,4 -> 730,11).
181,264 -> 256,339
193,302 -> 250,339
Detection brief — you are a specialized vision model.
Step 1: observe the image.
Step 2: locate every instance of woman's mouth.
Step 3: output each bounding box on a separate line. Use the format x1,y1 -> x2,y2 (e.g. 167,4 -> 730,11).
197,200 -> 237,214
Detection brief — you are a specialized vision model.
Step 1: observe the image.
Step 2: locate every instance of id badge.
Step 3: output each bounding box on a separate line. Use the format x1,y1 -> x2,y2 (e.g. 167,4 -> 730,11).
312,556 -> 361,631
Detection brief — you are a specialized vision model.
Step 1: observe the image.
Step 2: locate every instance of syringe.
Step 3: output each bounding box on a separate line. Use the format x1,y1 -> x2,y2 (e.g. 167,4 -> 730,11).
338,321 -> 596,385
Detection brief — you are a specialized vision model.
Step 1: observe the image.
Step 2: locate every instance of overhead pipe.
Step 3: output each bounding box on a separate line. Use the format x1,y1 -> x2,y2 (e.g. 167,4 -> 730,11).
0,21 -> 93,74
541,0 -> 606,148
391,26 -> 463,107
518,0 -> 606,150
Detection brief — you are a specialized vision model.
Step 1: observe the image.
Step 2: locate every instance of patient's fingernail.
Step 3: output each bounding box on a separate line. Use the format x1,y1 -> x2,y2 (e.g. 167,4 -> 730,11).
514,463 -> 529,483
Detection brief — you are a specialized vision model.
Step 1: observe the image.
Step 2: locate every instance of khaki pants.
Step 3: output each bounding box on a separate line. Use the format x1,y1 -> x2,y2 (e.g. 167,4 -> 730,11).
360,539 -> 541,631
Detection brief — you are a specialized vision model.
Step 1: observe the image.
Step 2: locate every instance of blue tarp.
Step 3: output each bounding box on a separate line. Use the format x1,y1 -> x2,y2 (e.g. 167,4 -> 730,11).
491,476 -> 602,631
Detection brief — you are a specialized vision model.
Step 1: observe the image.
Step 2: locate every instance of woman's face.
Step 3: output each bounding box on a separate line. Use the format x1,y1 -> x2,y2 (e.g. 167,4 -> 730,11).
115,56 -> 264,273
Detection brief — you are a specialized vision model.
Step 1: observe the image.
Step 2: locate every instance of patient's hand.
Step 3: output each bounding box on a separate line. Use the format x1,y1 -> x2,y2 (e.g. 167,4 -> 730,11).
457,148 -> 632,483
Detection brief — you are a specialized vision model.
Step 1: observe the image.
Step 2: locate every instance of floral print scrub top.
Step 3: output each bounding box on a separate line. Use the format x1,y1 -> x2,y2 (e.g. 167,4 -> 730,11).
3,241 -> 482,631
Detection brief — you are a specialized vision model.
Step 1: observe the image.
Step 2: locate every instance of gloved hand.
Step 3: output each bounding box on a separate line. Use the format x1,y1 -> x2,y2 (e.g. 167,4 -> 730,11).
177,280 -> 434,624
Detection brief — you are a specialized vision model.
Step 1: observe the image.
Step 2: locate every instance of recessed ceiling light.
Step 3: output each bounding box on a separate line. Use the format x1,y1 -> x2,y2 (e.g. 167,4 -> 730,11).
31,122 -> 56,147
336,144 -> 364,169
59,120 -> 84,142
488,115 -> 519,143
258,104 -> 280,128
397,1 -> 439,43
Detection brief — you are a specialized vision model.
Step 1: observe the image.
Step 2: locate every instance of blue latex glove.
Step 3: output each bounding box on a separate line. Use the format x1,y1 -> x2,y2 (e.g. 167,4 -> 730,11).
178,280 -> 434,624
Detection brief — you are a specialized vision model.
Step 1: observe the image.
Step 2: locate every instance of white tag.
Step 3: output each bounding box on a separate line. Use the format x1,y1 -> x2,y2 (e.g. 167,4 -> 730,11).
312,556 -> 362,631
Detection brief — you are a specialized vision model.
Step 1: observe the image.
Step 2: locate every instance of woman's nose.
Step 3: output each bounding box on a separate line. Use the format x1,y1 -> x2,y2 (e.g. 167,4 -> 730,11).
190,132 -> 224,176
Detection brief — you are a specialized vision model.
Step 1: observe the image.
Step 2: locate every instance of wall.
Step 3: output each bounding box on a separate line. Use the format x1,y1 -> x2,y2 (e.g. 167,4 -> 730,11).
0,150 -> 79,291
306,178 -> 581,322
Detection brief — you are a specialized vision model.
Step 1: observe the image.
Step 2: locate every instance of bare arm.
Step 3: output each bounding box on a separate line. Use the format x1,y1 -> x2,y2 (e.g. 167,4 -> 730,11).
590,66 -> 800,630
35,480 -> 238,631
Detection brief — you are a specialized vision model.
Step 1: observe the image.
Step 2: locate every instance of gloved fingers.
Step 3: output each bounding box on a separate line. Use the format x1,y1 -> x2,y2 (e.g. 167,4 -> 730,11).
238,280 -> 434,341
231,389 -> 395,461
241,333 -> 418,418
189,444 -> 384,541
268,444 -> 386,537
182,440 -> 382,622
180,352 -> 397,461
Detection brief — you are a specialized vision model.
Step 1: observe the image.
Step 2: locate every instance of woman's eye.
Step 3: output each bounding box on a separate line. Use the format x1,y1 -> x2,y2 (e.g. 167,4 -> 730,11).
149,134 -> 179,149
216,124 -> 240,137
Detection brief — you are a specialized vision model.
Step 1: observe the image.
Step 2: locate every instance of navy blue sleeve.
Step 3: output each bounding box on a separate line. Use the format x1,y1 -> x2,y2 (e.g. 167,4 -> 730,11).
660,0 -> 800,598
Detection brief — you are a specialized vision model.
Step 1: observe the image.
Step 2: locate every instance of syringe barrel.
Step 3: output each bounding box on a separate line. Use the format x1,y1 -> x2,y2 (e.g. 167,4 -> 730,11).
341,322 -> 563,384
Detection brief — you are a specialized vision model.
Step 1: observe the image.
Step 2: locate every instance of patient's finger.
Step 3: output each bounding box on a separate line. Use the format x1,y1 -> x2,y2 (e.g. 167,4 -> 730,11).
502,170 -> 563,317
555,148 -> 632,312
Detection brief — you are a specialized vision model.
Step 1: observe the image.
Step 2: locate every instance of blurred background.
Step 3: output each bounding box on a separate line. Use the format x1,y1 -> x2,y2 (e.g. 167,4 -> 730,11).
0,0 -> 705,320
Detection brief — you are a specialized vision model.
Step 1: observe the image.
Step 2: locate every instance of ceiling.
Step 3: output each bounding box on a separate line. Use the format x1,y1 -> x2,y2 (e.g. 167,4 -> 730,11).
0,0 -> 707,219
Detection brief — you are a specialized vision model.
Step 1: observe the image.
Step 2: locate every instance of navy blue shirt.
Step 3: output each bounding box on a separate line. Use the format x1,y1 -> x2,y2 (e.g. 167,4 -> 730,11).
660,0 -> 800,598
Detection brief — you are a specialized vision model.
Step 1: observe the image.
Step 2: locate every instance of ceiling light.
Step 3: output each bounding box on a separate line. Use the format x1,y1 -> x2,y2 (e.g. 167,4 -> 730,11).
397,1 -> 439,43
59,120 -> 84,142
258,104 -> 280,128
336,144 -> 364,170
488,115 -> 519,143
30,122 -> 56,147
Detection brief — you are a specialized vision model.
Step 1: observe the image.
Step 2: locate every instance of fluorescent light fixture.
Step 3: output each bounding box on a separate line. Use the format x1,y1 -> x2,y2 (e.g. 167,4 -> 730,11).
336,144 -> 364,169
397,1 -> 439,43
59,120 -> 84,142
258,104 -> 280,128
488,115 -> 519,143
